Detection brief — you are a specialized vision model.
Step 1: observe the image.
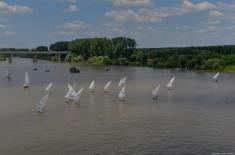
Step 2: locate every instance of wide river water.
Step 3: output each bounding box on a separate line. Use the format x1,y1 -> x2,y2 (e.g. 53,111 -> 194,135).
0,58 -> 235,155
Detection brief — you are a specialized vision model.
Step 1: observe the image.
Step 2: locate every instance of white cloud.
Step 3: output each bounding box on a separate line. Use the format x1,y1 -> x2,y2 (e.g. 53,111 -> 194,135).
64,5 -> 80,13
0,1 -> 32,14
62,0 -> 77,3
209,10 -> 224,18
181,0 -> 216,11
105,8 -> 183,22
63,20 -> 90,29
0,31 -> 15,36
109,0 -> 153,7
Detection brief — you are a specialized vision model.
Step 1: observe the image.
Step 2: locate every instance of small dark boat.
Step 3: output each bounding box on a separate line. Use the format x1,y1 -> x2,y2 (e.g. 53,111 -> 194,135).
45,69 -> 50,72
33,68 -> 38,71
70,67 -> 80,73
104,68 -> 110,71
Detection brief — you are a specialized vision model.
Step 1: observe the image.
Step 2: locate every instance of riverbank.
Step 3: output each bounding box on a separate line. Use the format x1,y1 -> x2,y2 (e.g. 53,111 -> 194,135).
64,54 -> 235,73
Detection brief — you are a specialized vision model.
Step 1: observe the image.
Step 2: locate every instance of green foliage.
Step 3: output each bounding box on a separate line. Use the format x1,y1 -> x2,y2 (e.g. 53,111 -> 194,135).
33,46 -> 48,51
88,56 -> 109,65
203,58 -> 222,70
50,41 -> 69,51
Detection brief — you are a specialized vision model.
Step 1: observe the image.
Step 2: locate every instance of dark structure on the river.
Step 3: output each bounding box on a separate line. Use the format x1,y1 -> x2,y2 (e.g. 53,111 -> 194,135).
0,51 -> 68,63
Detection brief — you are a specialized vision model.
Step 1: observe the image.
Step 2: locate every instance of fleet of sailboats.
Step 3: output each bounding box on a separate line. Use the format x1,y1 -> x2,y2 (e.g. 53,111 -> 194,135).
4,69 -> 223,113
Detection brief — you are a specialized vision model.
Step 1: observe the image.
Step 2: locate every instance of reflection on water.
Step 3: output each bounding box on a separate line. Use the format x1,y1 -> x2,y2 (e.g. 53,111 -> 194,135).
0,58 -> 235,155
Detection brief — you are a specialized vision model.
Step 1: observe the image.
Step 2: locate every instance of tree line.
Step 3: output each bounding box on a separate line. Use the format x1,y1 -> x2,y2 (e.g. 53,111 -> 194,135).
49,37 -> 235,71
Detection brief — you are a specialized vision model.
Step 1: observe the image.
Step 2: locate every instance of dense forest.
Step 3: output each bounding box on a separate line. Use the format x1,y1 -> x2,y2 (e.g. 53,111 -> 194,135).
1,37 -> 235,71
49,37 -> 235,71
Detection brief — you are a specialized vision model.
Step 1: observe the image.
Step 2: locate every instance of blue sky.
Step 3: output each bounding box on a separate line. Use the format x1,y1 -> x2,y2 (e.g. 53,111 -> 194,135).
0,0 -> 235,48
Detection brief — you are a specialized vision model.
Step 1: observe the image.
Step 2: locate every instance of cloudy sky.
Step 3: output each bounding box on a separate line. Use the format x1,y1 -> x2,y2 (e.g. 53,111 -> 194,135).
0,0 -> 235,48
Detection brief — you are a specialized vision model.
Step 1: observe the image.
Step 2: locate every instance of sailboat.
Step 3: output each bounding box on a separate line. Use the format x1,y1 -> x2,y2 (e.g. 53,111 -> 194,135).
36,93 -> 49,113
151,85 -> 161,100
72,87 -> 84,104
23,72 -> 30,88
118,86 -> 126,101
104,80 -> 112,92
118,76 -> 126,89
166,76 -> 175,90
118,78 -> 123,88
45,82 -> 53,92
64,83 -> 75,102
213,72 -> 220,82
89,80 -> 95,92
6,69 -> 10,79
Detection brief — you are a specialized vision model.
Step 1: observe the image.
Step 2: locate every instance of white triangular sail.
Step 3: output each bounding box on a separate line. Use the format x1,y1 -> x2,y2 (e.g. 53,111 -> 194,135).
118,86 -> 126,101
36,93 -> 49,113
166,76 -> 175,90
213,72 -> 220,81
64,83 -> 75,101
118,78 -> 123,88
118,76 -> 127,88
104,80 -> 112,92
122,76 -> 126,84
45,82 -> 53,91
73,87 -> 83,104
89,80 -> 95,91
23,72 -> 30,88
151,85 -> 161,99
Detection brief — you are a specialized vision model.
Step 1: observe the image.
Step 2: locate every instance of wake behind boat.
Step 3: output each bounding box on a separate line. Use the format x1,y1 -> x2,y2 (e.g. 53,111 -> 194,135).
36,93 -> 49,113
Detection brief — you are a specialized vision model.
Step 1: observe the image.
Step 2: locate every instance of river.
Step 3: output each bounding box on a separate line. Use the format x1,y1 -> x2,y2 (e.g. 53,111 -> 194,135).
0,58 -> 235,155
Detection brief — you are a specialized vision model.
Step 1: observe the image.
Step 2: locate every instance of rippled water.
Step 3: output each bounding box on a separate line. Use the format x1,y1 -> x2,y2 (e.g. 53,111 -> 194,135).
0,58 -> 235,155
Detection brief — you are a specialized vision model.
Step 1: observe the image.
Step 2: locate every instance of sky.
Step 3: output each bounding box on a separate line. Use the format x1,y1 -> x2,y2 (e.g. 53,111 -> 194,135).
0,0 -> 235,48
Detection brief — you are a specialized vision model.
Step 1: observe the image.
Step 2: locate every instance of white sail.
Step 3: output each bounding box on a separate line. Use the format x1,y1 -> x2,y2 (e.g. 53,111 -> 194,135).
151,85 -> 161,99
89,80 -> 95,91
6,69 -> 10,79
23,72 -> 30,88
36,93 -> 49,113
73,87 -> 84,104
166,76 -> 175,90
118,86 -> 126,101
213,72 -> 220,81
118,78 -> 123,88
64,83 -> 75,101
122,76 -> 126,84
104,80 -> 112,92
45,82 -> 53,91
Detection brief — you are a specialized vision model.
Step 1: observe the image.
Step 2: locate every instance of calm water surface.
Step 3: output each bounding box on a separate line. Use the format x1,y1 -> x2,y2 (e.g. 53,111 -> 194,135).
0,58 -> 235,155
